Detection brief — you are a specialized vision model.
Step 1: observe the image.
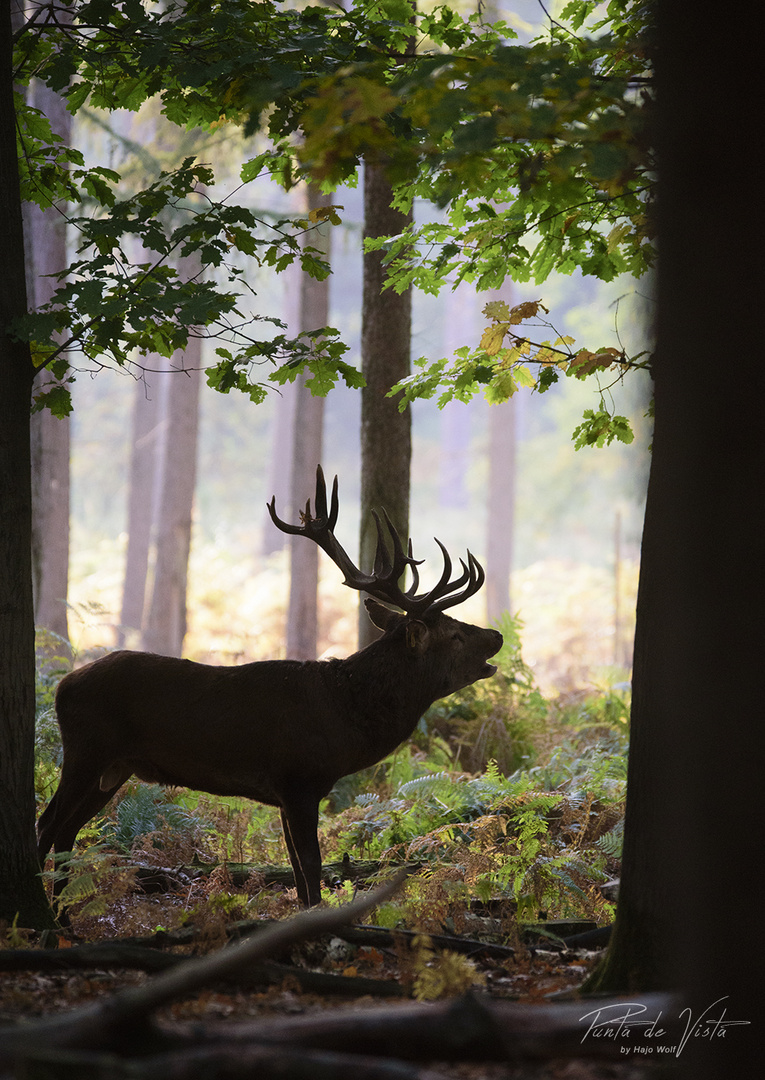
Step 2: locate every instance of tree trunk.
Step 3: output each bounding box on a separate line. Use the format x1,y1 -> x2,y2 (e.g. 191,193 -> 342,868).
262,384 -> 295,557
26,53 -> 72,649
486,400 -> 516,622
484,282 -> 517,623
117,372 -> 165,647
286,185 -> 331,660
358,162 -> 412,648
0,0 -> 55,929
587,6 -> 763,1074
438,284 -> 475,511
141,342 -> 202,657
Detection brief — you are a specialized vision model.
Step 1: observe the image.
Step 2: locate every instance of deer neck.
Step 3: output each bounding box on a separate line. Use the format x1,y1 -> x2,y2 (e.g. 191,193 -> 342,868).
337,634 -> 436,734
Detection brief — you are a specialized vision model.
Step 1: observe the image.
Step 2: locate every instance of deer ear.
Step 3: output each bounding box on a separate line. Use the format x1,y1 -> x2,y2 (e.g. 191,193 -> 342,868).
405,620 -> 430,653
364,597 -> 404,632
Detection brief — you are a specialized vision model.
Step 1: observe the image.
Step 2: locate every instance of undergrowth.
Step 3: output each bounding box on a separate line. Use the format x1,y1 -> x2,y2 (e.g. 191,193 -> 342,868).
34,614 -> 628,937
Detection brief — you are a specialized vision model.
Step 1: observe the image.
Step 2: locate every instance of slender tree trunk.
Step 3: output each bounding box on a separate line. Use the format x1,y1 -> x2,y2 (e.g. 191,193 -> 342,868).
26,40 -> 72,649
587,9 -> 763,1075
358,162 -> 412,647
439,284 -> 475,510
141,342 -> 202,657
486,400 -> 516,621
0,0 -> 55,928
286,185 -> 331,660
117,373 -> 164,647
484,283 -> 517,622
262,384 -> 295,557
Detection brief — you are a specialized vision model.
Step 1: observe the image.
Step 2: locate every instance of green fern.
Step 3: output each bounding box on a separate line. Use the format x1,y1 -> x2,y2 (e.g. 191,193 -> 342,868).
596,819 -> 624,858
103,783 -> 205,853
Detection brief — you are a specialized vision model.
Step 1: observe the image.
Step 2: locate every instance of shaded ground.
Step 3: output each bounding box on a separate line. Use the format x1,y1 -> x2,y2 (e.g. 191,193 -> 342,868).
0,878 -> 667,1079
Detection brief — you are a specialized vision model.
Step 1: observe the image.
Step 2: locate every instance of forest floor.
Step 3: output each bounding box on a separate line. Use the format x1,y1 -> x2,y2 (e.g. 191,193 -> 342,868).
0,873 -> 669,1080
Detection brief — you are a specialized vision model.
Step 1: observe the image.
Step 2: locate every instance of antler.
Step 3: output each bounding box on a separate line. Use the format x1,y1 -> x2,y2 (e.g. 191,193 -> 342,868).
268,465 -> 486,616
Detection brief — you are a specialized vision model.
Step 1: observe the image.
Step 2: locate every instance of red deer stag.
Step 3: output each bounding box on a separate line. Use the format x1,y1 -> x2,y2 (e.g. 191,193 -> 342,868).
38,467 -> 503,907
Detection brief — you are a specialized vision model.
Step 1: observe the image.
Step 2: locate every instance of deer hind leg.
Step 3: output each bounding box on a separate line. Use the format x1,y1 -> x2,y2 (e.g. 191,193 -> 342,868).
280,796 -> 322,907
38,759 -> 128,870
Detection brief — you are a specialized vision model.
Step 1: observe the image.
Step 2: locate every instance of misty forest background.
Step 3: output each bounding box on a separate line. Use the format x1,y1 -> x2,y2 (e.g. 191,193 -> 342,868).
66,149 -> 651,691
26,1 -> 651,693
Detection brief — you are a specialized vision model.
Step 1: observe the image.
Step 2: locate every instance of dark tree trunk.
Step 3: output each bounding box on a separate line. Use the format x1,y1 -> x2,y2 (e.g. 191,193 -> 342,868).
587,5 -> 763,1073
0,0 -> 55,928
286,185 -> 330,660
26,17 -> 72,652
358,163 -> 412,648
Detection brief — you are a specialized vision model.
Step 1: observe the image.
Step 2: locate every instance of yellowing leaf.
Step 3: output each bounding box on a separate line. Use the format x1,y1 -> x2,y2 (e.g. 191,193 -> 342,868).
570,347 -> 620,377
480,322 -> 509,356
514,364 -> 536,388
606,222 -> 632,253
499,345 -> 521,367
482,299 -> 510,321
308,204 -> 344,225
509,299 -> 548,324
486,370 -> 516,402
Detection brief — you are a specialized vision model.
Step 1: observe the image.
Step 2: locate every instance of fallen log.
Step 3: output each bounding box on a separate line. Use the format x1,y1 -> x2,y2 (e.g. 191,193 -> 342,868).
0,872 -> 408,1068
0,944 -> 406,997
20,1045 -> 444,1080
193,990 -> 680,1063
0,868 -> 680,1076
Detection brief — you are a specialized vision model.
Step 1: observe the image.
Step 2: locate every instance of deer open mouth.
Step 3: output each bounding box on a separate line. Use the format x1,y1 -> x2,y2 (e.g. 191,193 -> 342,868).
481,661 -> 498,678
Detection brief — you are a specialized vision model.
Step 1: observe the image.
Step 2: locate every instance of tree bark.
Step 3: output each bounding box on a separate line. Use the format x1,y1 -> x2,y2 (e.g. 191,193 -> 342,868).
358,163 -> 412,648
0,0 -> 55,928
286,184 -> 331,660
587,6 -> 763,1075
25,35 -> 72,650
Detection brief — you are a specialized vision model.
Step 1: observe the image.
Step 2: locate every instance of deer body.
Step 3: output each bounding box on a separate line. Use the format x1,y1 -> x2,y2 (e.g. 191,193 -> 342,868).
38,470 -> 502,907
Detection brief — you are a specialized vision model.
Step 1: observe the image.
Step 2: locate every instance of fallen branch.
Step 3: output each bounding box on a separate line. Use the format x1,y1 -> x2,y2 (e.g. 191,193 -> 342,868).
0,944 -> 405,997
0,871 -> 408,1068
22,1045 -> 445,1080
188,990 -> 681,1063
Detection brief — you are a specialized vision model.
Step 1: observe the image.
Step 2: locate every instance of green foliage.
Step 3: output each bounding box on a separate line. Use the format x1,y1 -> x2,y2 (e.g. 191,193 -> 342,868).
33,631 -> 71,802
15,1 -> 394,410
572,408 -> 635,449
391,289 -> 647,446
101,783 -> 208,855
14,0 -> 653,433
295,2 -> 652,435
596,818 -> 624,859
322,628 -> 627,926
425,612 -> 548,775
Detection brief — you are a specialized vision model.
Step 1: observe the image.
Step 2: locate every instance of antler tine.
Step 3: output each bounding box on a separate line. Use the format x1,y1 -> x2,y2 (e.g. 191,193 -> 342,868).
269,467 -> 380,594
267,466 -> 335,537
312,465 -> 339,531
428,549 -> 486,612
268,465 -> 487,616
407,540 -> 421,595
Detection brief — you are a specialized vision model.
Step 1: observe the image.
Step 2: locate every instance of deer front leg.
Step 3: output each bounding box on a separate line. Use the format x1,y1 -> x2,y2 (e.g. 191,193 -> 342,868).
280,794 -> 322,906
